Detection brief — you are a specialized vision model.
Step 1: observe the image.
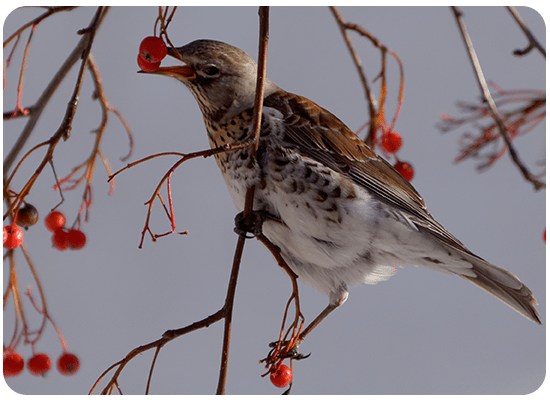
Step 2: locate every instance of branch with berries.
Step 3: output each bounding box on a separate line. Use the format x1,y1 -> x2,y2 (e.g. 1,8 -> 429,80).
330,6 -> 414,182
3,6 -> 132,380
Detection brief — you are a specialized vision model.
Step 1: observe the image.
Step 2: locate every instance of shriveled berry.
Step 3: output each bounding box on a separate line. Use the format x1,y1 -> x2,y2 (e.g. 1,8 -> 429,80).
394,161 -> 415,182
67,229 -> 86,250
52,229 -> 69,251
137,54 -> 161,72
4,352 -> 25,377
57,352 -> 80,376
16,203 -> 39,229
139,36 -> 167,63
45,211 -> 66,232
27,353 -> 51,377
3,224 -> 23,249
381,130 -> 403,153
270,364 -> 292,388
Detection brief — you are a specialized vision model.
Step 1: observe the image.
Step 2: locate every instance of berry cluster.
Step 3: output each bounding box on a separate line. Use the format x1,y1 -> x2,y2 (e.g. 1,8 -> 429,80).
45,211 -> 86,251
3,203 -> 40,249
3,205 -> 87,251
3,351 -> 80,378
137,36 -> 167,72
375,129 -> 415,182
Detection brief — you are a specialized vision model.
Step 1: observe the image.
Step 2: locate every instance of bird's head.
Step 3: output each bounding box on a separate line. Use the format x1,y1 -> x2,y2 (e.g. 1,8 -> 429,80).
146,39 -> 278,123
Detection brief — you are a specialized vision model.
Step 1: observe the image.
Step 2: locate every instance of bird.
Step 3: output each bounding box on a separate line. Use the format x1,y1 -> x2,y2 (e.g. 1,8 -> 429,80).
147,39 -> 541,332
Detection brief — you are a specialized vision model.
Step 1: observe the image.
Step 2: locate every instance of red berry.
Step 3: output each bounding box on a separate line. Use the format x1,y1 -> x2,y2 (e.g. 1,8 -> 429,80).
3,224 -> 23,249
16,203 -> 39,229
56,353 -> 80,376
270,364 -> 292,388
4,352 -> 25,377
381,130 -> 403,153
52,229 -> 69,251
27,353 -> 51,376
394,161 -> 415,182
139,36 -> 167,63
67,229 -> 86,250
137,54 -> 161,72
45,211 -> 66,232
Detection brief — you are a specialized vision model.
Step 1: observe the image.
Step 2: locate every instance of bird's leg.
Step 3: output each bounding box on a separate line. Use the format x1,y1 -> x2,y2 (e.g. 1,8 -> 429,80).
292,288 -> 349,351
297,297 -> 346,345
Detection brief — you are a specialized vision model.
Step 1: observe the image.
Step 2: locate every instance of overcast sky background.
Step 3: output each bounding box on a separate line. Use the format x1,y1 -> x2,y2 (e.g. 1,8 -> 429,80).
3,5 -> 546,396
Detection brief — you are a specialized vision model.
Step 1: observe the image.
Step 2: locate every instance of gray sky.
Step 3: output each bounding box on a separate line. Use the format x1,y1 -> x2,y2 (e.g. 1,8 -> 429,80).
3,6 -> 546,396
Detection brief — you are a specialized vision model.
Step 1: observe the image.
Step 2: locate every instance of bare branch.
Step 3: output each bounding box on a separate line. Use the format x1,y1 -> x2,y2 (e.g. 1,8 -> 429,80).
450,7 -> 545,190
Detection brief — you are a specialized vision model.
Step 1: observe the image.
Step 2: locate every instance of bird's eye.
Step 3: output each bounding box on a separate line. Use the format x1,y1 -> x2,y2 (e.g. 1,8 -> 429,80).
203,66 -> 219,76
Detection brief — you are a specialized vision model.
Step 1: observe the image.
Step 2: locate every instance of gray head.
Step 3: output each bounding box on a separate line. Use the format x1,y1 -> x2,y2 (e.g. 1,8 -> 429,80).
150,39 -> 278,123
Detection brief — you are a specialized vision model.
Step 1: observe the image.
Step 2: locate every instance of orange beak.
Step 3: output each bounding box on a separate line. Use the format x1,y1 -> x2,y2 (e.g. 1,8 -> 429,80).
151,65 -> 195,79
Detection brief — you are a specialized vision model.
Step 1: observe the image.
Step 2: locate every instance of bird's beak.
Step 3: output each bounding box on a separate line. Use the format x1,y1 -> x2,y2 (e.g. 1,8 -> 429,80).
146,47 -> 196,79
151,65 -> 195,79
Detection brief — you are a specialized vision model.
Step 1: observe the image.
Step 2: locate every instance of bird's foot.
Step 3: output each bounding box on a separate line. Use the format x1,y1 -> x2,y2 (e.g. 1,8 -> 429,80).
234,210 -> 264,238
262,340 -> 311,364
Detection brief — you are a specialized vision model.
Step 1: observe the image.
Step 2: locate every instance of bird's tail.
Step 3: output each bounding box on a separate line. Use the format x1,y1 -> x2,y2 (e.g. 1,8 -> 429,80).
457,254 -> 541,324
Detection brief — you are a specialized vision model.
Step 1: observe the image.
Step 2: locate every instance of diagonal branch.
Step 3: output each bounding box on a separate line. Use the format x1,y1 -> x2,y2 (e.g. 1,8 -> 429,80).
450,7 -> 545,191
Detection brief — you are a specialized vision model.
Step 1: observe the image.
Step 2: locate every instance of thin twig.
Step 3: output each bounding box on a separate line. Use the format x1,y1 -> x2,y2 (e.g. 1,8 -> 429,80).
329,6 -> 378,145
56,6 -> 108,141
87,55 -> 134,162
450,7 -> 545,191
3,6 -> 77,48
10,24 -> 36,118
506,6 -> 545,58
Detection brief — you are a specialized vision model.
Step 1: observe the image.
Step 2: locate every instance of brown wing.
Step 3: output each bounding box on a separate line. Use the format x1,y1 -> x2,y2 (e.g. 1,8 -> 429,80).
264,90 -> 470,253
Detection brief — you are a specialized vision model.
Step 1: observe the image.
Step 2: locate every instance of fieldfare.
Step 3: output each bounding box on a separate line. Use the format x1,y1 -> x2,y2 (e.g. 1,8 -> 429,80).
148,39 -> 541,331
